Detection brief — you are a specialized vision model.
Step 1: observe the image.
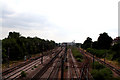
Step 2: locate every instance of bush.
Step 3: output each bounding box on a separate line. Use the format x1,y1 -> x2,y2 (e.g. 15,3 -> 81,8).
91,68 -> 113,80
112,77 -> 120,80
76,58 -> 82,62
21,71 -> 26,77
34,65 -> 37,68
91,69 -> 104,80
100,68 -> 112,79
72,47 -> 83,59
91,61 -> 113,80
75,54 -> 83,58
87,48 -> 109,58
93,62 -> 105,70
31,68 -> 34,70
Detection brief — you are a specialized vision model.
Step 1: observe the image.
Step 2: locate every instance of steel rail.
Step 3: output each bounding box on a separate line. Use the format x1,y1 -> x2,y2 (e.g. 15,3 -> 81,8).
31,49 -> 63,80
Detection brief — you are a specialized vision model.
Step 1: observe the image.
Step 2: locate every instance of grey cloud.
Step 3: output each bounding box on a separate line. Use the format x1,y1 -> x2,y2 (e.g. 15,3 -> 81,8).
1,5 -> 15,18
2,8 -> 51,29
2,9 -> 14,17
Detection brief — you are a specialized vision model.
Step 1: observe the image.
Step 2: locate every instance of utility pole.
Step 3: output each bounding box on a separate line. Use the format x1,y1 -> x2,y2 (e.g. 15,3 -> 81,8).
104,50 -> 106,63
61,58 -> 64,80
8,47 -> 10,68
41,45 -> 44,64
93,54 -> 94,69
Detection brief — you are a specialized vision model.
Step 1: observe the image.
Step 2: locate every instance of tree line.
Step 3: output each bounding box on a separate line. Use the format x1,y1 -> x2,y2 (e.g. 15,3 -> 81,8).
81,32 -> 120,62
2,32 -> 56,63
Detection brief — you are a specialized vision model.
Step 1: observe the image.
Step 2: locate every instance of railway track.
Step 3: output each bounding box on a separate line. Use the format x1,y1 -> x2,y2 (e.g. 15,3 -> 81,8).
2,47 -> 62,80
79,56 -> 90,80
31,47 -> 64,80
80,48 -> 120,77
79,49 -> 94,80
68,49 -> 80,79
2,48 -> 56,76
45,50 -> 64,80
95,56 -> 120,76
3,56 -> 50,80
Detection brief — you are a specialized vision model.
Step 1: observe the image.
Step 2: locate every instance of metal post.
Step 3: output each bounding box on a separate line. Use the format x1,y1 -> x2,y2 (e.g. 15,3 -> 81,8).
93,54 -> 94,69
104,56 -> 105,63
41,52 -> 43,64
41,45 -> 44,64
8,47 -> 9,68
24,55 -> 26,61
104,50 -> 106,63
61,58 -> 64,80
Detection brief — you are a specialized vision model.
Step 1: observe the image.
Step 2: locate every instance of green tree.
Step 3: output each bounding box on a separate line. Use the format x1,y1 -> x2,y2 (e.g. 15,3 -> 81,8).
8,32 -> 21,39
92,41 -> 98,49
111,43 -> 120,62
97,32 -> 113,49
82,37 -> 92,49
2,31 -> 56,62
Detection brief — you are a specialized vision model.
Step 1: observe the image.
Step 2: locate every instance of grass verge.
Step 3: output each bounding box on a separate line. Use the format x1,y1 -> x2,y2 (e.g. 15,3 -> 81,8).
71,47 -> 83,62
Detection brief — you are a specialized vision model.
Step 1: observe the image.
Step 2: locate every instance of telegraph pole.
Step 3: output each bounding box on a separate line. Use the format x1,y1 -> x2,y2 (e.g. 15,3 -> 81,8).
61,58 -> 64,80
104,50 -> 106,63
41,45 -> 44,64
8,47 -> 10,68
93,54 -> 94,69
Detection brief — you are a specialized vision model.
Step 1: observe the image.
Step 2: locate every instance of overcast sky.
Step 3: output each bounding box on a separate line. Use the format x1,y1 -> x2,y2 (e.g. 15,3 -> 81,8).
1,0 -> 119,43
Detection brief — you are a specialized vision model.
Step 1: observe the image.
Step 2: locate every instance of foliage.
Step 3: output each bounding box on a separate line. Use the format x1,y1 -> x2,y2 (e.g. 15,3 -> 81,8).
87,46 -> 120,62
2,32 -> 56,63
31,68 -> 34,70
97,32 -> 113,49
87,48 -> 108,58
81,37 -> 92,49
111,43 -> 120,62
71,47 -> 83,59
75,43 -> 82,48
34,65 -> 37,68
82,32 -> 120,63
21,71 -> 26,77
92,41 -> 98,49
76,58 -> 82,62
91,62 -> 113,80
93,62 -> 105,70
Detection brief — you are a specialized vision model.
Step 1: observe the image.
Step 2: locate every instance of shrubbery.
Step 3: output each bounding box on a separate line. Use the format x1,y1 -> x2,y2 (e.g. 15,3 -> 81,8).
87,48 -> 107,58
86,48 -> 120,63
34,65 -> 37,68
2,32 -> 56,63
71,47 -> 83,62
21,71 -> 26,77
91,62 -> 113,80
93,62 -> 105,70
76,58 -> 82,62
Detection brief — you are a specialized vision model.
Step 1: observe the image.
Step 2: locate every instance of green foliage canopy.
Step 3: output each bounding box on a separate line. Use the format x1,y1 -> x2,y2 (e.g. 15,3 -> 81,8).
2,32 -> 56,63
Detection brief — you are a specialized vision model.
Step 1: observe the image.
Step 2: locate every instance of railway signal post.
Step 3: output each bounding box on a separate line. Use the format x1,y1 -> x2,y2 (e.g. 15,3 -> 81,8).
61,57 -> 64,80
104,50 -> 107,63
41,45 -> 44,64
41,53 -> 43,64
8,47 -> 10,68
93,54 -> 94,69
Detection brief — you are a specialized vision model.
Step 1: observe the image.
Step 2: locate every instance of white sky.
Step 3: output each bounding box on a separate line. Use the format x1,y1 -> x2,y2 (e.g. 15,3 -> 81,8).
1,0 -> 119,43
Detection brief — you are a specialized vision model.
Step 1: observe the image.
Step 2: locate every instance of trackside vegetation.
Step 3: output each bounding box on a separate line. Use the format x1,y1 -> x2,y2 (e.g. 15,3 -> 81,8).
71,47 -> 83,62
82,32 -> 120,63
81,32 -> 120,79
21,71 -> 26,77
91,62 -> 120,80
86,48 -> 120,63
2,32 -> 56,63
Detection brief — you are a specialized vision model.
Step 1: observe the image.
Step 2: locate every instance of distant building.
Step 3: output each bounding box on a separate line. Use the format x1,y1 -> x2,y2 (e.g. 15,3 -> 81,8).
111,37 -> 120,46
62,40 -> 82,48
76,43 -> 82,48
62,40 -> 75,46
62,42 -> 74,46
